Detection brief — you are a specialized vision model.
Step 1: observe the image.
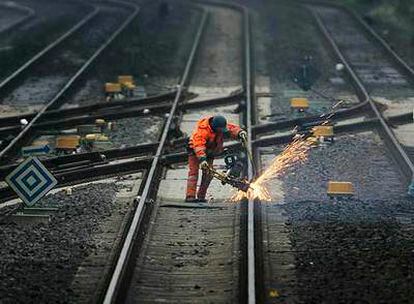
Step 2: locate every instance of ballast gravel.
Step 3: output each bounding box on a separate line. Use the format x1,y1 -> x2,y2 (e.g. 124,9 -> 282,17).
0,183 -> 117,303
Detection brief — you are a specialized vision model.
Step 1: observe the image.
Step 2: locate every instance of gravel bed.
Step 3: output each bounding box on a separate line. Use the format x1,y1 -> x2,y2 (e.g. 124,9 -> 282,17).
27,108 -> 165,156
260,131 -> 413,302
62,79 -> 104,106
283,197 -> 414,303
109,116 -> 164,148
257,2 -> 333,82
276,132 -> 406,202
5,75 -> 69,106
0,183 -> 118,303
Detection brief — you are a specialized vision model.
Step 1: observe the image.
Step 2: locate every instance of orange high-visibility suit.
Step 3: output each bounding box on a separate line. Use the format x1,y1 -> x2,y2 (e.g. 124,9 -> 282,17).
186,116 -> 242,200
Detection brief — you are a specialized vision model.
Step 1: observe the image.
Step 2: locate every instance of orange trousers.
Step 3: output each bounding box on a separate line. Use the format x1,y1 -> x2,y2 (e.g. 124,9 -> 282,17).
186,154 -> 214,199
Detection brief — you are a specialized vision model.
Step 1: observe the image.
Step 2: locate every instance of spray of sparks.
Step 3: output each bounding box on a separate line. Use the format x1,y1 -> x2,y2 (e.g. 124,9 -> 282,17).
230,100 -> 345,202
230,134 -> 313,201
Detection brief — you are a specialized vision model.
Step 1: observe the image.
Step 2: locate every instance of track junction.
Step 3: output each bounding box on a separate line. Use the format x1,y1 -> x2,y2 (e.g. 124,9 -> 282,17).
0,0 -> 413,303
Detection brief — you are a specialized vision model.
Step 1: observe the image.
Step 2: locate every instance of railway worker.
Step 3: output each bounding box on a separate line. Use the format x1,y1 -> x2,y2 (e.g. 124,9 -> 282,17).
185,115 -> 247,202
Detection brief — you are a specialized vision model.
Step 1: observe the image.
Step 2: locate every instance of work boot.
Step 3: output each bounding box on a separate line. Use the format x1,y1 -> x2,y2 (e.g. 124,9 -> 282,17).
185,196 -> 197,203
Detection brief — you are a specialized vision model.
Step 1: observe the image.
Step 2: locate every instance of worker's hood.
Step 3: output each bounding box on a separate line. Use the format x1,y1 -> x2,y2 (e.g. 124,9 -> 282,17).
198,116 -> 228,133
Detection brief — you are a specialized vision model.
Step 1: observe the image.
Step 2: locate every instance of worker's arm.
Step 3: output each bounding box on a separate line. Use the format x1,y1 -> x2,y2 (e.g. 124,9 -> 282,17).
192,129 -> 209,160
227,123 -> 244,140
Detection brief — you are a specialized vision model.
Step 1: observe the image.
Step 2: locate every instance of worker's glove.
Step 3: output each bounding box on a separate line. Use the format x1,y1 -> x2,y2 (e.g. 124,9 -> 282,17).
238,130 -> 248,142
199,160 -> 209,170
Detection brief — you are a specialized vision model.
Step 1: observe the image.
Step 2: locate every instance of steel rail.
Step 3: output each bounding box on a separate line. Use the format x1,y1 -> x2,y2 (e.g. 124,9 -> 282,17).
2,97 -> 411,182
0,90 -> 245,128
252,101 -> 369,136
0,138 -> 184,180
102,10 -> 208,303
302,0 -> 414,79
0,91 -> 243,134
3,113 -> 412,204
0,101 -> 368,178
0,7 -> 99,95
349,9 -> 414,79
253,117 -> 381,147
0,91 -> 179,127
242,6 -> 257,304
0,2 -> 35,36
192,2 -> 258,301
0,2 -> 140,164
0,157 -> 152,203
309,5 -> 414,181
1,101 -> 175,136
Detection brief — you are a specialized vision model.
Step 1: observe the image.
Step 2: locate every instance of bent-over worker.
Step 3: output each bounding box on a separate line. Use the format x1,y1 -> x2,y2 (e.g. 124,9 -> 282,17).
185,115 -> 247,202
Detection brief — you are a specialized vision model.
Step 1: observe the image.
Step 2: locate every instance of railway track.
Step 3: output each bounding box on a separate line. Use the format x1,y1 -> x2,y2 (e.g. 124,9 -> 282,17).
102,4 -> 210,302
309,1 -> 414,179
0,0 -> 139,164
1,0 -> 414,303
100,2 -> 254,302
0,1 -> 35,36
255,1 -> 414,302
0,1 -> 97,88
0,91 -> 243,134
0,3 -> 206,302
0,0 -> 95,80
1,108 -> 410,203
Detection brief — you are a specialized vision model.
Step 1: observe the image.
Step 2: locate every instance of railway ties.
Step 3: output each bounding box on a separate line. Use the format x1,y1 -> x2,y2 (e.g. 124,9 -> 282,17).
1,110 -> 406,204
0,91 -> 243,136
0,0 -> 98,87
0,3 -> 209,302
312,1 -> 414,180
101,2 -> 260,303
309,3 -> 414,174
0,1 -> 140,164
1,0 -> 414,303
255,2 -> 414,303
102,6 -> 209,303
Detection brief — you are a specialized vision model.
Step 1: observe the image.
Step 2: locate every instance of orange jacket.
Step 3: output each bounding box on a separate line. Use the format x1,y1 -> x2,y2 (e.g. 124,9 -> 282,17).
189,116 -> 242,159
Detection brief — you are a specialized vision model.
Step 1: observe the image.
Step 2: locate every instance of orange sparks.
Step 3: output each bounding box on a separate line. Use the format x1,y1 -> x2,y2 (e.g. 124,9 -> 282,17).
229,99 -> 343,202
230,134 -> 313,202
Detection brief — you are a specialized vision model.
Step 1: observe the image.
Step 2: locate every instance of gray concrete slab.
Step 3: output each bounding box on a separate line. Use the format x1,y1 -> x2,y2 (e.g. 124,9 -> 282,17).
377,96 -> 414,117
159,166 -> 238,202
393,123 -> 414,147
